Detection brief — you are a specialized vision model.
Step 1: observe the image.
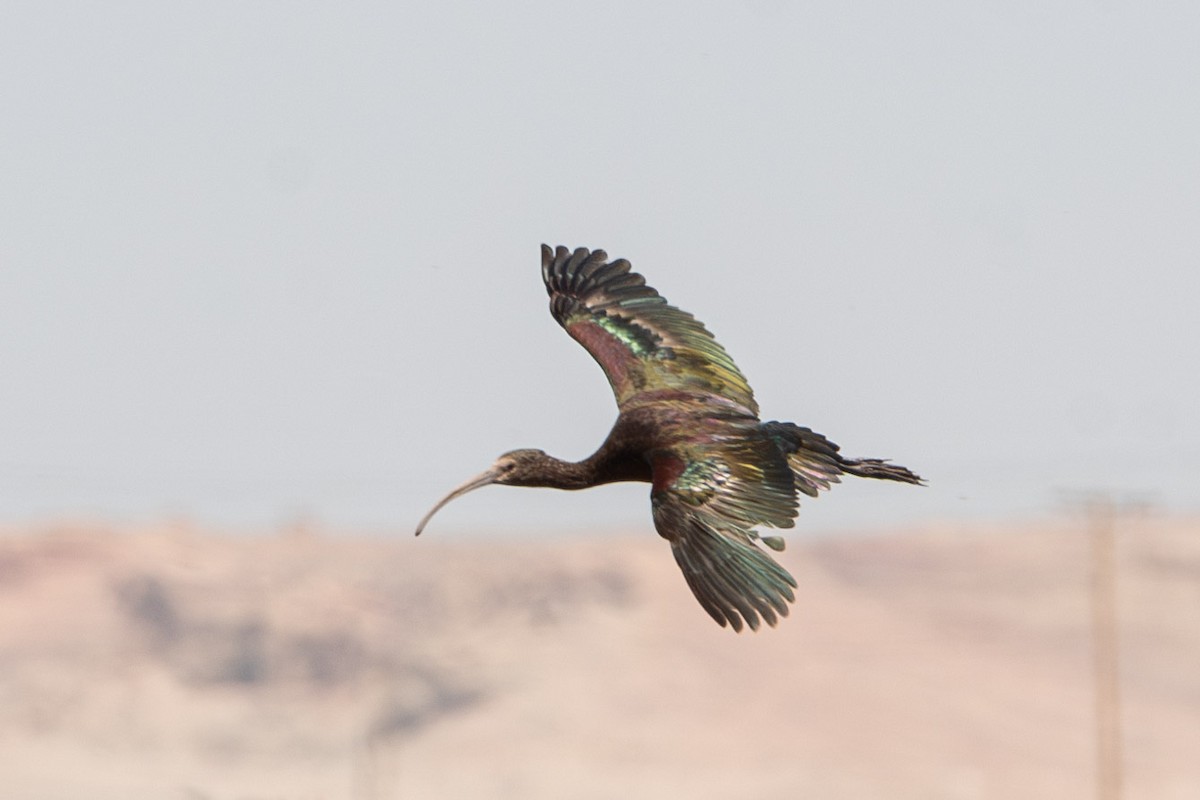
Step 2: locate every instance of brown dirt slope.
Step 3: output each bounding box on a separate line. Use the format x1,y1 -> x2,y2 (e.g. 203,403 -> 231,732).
0,517 -> 1196,799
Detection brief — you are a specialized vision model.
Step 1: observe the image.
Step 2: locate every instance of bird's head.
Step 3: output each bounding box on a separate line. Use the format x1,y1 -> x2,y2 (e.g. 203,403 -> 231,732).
413,449 -> 550,536
490,448 -> 552,486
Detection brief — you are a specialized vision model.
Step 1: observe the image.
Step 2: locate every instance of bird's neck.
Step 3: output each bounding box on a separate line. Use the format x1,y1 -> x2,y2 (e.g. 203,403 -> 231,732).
534,448 -> 649,490
533,454 -> 599,490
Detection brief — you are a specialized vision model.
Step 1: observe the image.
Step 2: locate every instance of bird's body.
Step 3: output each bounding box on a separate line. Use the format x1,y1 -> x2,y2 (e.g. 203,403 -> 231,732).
416,245 -> 923,631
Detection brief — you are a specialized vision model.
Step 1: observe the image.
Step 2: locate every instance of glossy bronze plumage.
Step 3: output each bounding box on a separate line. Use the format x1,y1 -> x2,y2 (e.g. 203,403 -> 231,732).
416,245 -> 924,632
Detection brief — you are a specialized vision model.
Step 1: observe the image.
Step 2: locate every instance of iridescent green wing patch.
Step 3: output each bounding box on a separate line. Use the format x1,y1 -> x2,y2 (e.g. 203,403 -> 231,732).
648,434 -> 800,632
542,245 -> 758,412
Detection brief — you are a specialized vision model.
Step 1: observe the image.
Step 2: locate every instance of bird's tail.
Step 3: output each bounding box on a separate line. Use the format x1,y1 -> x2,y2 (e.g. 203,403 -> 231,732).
761,421 -> 925,496
838,456 -> 924,485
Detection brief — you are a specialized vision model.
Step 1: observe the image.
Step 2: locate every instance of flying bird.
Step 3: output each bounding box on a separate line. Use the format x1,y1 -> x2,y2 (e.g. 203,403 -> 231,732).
416,245 -> 923,631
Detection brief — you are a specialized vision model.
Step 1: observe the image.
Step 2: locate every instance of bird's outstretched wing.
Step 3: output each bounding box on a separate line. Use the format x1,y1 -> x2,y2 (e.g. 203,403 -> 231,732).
649,438 -> 799,632
541,245 -> 757,413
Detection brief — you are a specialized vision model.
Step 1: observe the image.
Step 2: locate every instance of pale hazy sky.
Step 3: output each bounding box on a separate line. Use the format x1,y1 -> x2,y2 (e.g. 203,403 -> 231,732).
2,2 -> 1198,534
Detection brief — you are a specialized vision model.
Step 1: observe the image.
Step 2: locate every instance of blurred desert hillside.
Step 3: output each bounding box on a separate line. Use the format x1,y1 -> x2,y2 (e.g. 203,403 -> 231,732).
0,516 -> 1197,799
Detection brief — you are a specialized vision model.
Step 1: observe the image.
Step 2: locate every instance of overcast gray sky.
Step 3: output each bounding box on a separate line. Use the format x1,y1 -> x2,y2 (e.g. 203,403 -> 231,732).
2,2 -> 1198,534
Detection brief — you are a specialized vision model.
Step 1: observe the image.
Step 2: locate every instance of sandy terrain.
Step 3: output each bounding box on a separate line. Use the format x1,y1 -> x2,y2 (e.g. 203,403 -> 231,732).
0,516 -> 1196,799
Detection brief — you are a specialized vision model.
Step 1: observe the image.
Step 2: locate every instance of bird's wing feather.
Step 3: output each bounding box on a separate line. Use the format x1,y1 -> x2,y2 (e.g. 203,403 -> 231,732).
649,436 -> 799,632
541,245 -> 757,413
761,421 -> 925,496
761,421 -> 846,497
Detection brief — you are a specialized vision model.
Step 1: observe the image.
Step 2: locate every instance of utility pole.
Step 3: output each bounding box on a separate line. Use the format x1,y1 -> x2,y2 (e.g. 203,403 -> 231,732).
1085,495 -> 1122,800
1064,491 -> 1151,800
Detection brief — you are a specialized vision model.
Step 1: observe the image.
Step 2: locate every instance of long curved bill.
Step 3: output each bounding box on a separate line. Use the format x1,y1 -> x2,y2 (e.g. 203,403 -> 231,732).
414,467 -> 500,536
